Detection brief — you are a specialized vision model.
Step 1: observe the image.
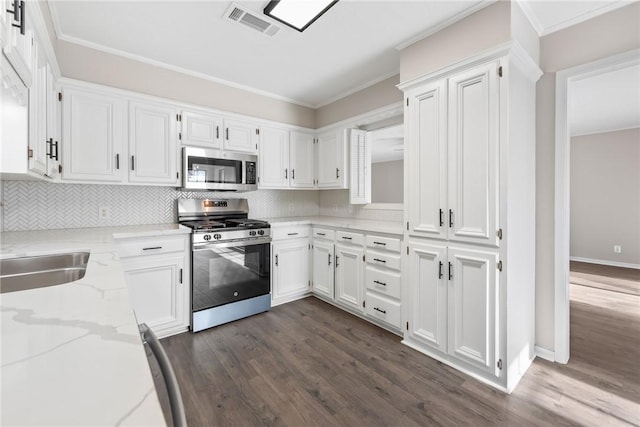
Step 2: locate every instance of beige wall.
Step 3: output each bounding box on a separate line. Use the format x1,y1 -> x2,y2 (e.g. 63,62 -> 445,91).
371,160 -> 403,203
399,1 -> 511,83
315,75 -> 402,128
535,2 -> 640,351
570,128 -> 640,265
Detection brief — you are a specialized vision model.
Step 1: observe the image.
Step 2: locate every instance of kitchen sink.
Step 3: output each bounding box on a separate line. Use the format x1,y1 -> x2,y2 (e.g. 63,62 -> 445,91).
0,252 -> 90,294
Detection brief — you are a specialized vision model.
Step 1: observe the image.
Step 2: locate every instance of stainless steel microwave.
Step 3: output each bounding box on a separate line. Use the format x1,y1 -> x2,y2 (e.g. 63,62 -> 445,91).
181,147 -> 257,191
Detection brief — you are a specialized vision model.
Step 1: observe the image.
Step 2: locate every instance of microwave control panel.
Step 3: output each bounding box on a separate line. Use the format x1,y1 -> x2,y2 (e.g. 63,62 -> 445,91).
246,162 -> 257,184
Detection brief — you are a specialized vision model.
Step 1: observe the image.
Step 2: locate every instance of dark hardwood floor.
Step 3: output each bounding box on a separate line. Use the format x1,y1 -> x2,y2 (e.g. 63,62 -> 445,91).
149,290 -> 640,427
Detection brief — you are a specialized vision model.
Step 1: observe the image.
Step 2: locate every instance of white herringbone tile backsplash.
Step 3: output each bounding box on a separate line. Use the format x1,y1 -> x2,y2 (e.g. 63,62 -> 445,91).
1,181 -> 320,231
319,190 -> 403,222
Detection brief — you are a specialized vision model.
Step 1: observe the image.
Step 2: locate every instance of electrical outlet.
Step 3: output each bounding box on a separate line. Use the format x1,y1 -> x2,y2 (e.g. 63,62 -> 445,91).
614,245 -> 622,254
98,206 -> 111,220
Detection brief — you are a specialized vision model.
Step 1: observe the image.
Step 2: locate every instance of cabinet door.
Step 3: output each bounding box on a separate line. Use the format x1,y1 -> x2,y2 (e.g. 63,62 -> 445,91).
312,239 -> 334,299
122,254 -> 187,338
406,240 -> 447,353
272,239 -> 310,304
129,101 -> 179,184
259,125 -> 289,188
62,87 -> 127,182
181,110 -> 222,148
317,130 -> 347,188
3,0 -> 32,86
223,118 -> 258,153
290,131 -> 315,188
335,243 -> 364,312
349,129 -> 371,204
45,64 -> 61,178
447,246 -> 499,377
28,42 -> 48,177
448,62 -> 499,247
406,80 -> 447,240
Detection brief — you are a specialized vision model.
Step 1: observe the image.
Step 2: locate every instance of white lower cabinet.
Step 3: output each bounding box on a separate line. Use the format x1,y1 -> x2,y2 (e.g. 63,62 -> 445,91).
271,229 -> 311,306
363,234 -> 403,329
116,234 -> 190,338
405,240 -> 499,378
311,238 -> 334,299
334,241 -> 364,313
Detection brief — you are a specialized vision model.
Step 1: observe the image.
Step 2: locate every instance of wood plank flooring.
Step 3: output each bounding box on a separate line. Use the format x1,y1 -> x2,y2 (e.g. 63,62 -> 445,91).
148,288 -> 640,427
570,261 -> 640,296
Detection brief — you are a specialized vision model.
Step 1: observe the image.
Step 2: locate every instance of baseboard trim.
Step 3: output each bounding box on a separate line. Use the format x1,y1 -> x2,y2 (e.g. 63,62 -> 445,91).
535,345 -> 555,362
570,256 -> 640,270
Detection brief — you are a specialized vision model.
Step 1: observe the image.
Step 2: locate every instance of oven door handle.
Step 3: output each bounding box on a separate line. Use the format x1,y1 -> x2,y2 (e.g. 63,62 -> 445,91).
193,236 -> 272,250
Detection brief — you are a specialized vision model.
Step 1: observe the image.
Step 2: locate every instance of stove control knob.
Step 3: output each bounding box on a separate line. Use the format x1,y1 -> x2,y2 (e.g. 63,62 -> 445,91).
203,234 -> 212,241
213,233 -> 222,240
258,230 -> 265,236
249,230 -> 257,236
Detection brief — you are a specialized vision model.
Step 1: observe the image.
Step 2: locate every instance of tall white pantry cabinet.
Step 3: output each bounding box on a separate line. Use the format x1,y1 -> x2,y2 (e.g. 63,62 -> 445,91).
399,44 -> 541,393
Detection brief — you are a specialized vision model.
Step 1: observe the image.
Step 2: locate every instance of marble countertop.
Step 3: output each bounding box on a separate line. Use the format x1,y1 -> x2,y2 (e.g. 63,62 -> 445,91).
262,216 -> 404,235
0,224 -> 188,426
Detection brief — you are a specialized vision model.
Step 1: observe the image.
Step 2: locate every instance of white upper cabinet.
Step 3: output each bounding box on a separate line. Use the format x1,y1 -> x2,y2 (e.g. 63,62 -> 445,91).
62,86 -> 127,182
447,62 -> 499,247
129,101 -> 179,185
28,41 -> 48,177
316,129 -> 348,189
259,125 -> 289,188
405,62 -> 499,247
3,0 -> 32,86
406,80 -> 447,240
349,128 -> 371,204
45,64 -> 61,177
223,118 -> 258,154
180,109 -> 222,149
289,131 -> 315,188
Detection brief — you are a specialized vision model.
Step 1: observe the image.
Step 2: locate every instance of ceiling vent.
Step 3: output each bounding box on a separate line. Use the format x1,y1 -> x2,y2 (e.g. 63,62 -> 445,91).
224,3 -> 281,37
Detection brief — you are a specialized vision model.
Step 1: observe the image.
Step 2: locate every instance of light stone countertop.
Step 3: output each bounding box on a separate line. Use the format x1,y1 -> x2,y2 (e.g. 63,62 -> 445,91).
262,216 -> 404,236
0,224 -> 189,426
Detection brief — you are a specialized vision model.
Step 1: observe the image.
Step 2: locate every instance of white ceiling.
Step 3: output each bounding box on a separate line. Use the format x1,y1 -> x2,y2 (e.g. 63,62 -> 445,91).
570,64 -> 640,137
47,0 -> 633,108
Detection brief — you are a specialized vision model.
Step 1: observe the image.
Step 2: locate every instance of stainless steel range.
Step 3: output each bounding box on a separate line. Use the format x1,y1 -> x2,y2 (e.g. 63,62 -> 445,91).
177,199 -> 271,332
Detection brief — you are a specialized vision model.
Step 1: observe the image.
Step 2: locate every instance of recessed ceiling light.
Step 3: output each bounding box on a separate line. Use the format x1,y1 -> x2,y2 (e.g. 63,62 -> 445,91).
263,0 -> 339,32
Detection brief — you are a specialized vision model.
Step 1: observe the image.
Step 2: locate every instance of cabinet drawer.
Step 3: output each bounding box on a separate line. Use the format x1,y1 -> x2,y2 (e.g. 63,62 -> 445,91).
313,227 -> 335,240
366,251 -> 401,271
366,235 -> 401,253
336,230 -> 364,246
272,225 -> 310,240
117,236 -> 188,258
365,291 -> 401,329
365,266 -> 401,299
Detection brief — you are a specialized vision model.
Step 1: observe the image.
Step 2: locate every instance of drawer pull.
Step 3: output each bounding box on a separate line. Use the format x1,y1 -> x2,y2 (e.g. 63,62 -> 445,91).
316,232 -> 326,236
373,307 -> 386,314
373,241 -> 386,246
373,258 -> 386,263
341,236 -> 352,240
142,246 -> 163,251
373,280 -> 387,286
287,232 -> 299,236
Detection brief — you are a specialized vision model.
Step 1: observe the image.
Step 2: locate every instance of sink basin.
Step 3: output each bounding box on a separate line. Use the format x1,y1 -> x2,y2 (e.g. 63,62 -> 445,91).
0,252 -> 90,294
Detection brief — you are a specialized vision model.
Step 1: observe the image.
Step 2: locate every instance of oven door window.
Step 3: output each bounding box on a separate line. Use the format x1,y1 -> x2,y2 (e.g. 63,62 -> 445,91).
187,156 -> 243,184
192,243 -> 270,312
